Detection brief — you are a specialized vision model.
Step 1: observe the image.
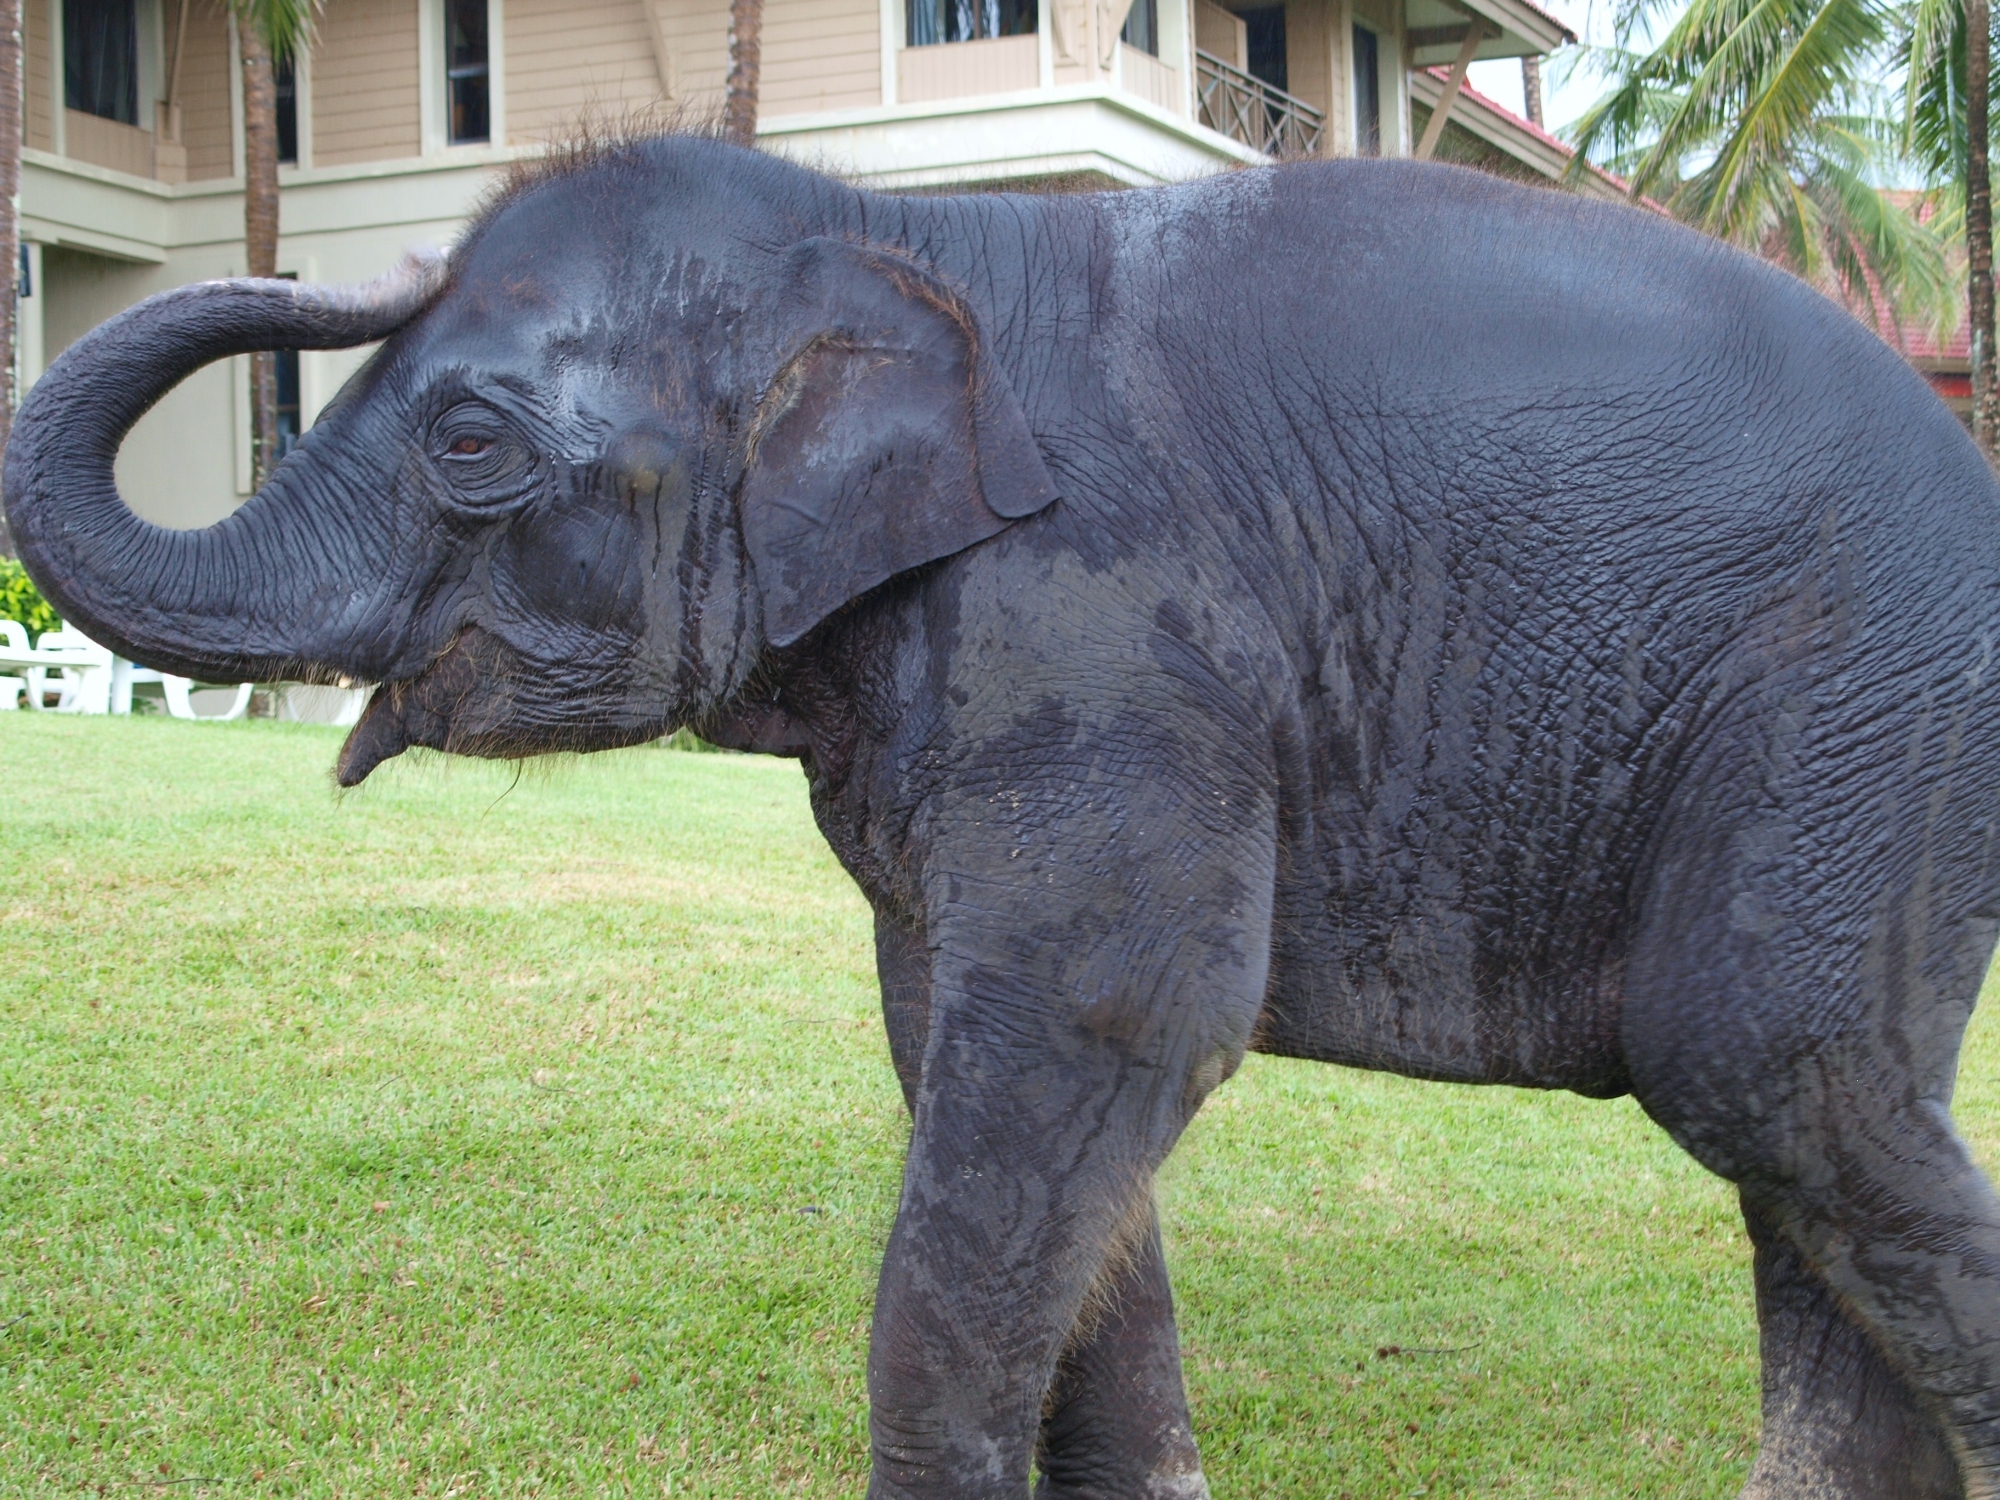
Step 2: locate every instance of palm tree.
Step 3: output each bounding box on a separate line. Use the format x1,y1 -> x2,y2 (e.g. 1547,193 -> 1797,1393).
230,0 -> 319,486
1903,0 -> 1997,447
0,0 -> 23,557
1567,0 -> 1959,344
726,0 -> 761,146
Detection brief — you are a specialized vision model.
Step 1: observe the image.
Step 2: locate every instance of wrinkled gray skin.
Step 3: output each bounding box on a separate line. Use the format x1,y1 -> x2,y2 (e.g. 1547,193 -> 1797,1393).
11,137 -> 2000,1498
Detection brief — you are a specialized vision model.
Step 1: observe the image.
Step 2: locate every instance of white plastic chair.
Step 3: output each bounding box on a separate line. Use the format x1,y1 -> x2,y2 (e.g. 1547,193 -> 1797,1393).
162,677 -> 254,721
27,625 -> 113,713
0,621 -> 27,710
102,643 -> 252,720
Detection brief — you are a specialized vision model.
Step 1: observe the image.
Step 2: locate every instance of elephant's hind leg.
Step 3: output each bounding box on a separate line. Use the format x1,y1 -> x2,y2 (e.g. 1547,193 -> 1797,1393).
1623,725 -> 2000,1495
1635,968 -> 2000,1495
1740,1196 -> 1961,1500
1728,1096 -> 2000,1497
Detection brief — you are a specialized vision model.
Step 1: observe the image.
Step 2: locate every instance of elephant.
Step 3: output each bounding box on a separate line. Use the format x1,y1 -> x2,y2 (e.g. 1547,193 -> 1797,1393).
10,133 -> 2000,1499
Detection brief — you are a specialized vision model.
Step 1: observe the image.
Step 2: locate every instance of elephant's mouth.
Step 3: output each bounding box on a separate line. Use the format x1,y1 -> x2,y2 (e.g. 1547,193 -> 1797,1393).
336,628 -> 527,786
334,626 -> 667,786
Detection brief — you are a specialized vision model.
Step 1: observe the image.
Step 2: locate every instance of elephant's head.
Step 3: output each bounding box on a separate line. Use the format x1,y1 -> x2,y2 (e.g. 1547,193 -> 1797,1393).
3,139 -> 1057,783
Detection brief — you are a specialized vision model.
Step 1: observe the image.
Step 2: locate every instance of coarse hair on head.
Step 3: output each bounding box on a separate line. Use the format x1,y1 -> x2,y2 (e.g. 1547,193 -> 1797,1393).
452,104 -> 736,261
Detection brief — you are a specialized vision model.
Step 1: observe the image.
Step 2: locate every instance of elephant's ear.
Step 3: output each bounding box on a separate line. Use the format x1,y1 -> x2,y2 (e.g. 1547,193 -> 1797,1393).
740,237 -> 1058,648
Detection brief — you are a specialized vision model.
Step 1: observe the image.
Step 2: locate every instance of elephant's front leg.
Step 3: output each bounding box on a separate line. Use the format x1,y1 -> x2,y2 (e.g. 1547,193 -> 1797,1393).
871,910 -> 1208,1500
1034,1206 -> 1207,1500
862,804 -> 1272,1499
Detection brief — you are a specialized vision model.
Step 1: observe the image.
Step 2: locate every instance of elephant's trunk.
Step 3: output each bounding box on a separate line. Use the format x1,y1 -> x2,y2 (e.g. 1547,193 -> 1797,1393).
2,252 -> 446,682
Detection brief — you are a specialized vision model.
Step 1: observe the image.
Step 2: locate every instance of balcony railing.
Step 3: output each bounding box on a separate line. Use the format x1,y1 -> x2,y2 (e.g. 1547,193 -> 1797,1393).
1195,48 -> 1325,158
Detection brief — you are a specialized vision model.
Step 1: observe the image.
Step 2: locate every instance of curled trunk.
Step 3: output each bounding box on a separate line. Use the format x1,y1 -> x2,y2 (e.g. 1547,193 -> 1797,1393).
1,253 -> 445,681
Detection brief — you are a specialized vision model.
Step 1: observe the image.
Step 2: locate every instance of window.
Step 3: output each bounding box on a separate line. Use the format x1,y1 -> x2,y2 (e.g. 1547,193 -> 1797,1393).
1352,24 -> 1380,156
273,273 -> 302,461
446,0 -> 490,145
1122,0 -> 1159,55
64,0 -> 138,125
1232,6 -> 1287,91
276,54 -> 298,165
275,347 -> 302,458
906,0 -> 1035,46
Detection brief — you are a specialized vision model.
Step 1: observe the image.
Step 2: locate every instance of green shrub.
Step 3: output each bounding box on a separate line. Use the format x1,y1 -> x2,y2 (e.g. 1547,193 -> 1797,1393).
0,556 -> 58,642
662,726 -> 728,751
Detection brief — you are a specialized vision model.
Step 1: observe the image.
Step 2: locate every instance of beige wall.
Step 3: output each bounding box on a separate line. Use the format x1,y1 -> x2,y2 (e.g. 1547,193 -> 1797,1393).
1194,0 -> 1245,69
314,0 -> 422,166
655,0 -> 729,113
506,0 -> 666,144
901,35 -> 1038,103
65,111 -> 156,175
181,1 -> 236,181
40,247 -> 242,530
1284,0 -> 1335,120
763,0 -> 880,115
26,0 -> 51,152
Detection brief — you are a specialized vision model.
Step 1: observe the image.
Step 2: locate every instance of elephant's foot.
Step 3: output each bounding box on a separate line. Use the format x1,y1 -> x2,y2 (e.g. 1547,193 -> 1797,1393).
1035,1463 -> 1208,1500
1740,1200 -> 1961,1500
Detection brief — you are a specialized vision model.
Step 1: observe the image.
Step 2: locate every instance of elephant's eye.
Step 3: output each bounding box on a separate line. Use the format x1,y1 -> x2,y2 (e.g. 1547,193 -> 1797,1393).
430,401 -> 542,515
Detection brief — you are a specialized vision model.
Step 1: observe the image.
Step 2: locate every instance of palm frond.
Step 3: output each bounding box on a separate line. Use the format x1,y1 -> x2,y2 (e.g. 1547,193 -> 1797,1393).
227,0 -> 322,61
1565,0 -> 1960,347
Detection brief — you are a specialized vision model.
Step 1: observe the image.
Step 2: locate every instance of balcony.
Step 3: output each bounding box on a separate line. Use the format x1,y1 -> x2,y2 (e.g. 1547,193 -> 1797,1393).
1195,48 -> 1324,158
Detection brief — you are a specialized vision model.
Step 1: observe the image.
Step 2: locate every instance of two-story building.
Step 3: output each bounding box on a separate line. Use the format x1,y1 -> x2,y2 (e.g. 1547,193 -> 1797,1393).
23,0 -> 1611,533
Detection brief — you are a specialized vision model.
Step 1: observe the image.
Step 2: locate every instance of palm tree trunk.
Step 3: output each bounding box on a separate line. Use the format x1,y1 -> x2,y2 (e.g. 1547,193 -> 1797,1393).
240,18 -> 281,486
1970,0 -> 1997,457
1521,55 -> 1543,129
0,0 -> 23,557
725,0 -> 761,148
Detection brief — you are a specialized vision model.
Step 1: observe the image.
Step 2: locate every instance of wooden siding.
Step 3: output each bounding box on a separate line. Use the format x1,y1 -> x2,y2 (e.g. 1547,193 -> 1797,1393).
1283,0 -> 1332,120
314,0 -> 421,166
26,0 -> 50,150
899,35 -> 1038,102
181,1 -> 235,181
654,0 -> 729,114
761,0 -> 879,115
1120,44 -> 1178,111
1194,0 -> 1245,69
506,0 -> 665,145
65,110 -> 155,176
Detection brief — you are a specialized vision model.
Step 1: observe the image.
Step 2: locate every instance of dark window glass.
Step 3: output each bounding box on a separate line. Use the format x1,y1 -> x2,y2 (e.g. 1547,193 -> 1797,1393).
275,273 -> 302,459
64,0 -> 138,125
276,54 -> 298,164
906,0 -> 1036,46
1121,0 -> 1159,55
1231,6 -> 1287,91
1352,24 -> 1380,156
446,0 -> 490,145
276,347 -> 302,457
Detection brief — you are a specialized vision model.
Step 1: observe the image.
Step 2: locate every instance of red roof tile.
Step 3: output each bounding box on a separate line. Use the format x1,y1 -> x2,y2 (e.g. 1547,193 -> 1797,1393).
1423,67 -> 1657,204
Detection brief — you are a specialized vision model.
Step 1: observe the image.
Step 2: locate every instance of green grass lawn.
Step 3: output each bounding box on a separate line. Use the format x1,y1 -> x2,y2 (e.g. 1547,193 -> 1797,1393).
5,715 -> 1999,1497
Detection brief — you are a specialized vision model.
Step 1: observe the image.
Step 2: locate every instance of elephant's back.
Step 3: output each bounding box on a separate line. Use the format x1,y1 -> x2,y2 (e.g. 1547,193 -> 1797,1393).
1098,158 -> 2000,683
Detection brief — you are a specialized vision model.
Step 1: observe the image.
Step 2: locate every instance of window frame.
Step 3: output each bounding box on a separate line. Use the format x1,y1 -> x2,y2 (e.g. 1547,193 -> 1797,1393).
904,0 -> 1037,47
1121,0 -> 1160,56
1351,22 -> 1381,157
444,0 -> 491,146
63,0 -> 140,126
420,0 -> 504,154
